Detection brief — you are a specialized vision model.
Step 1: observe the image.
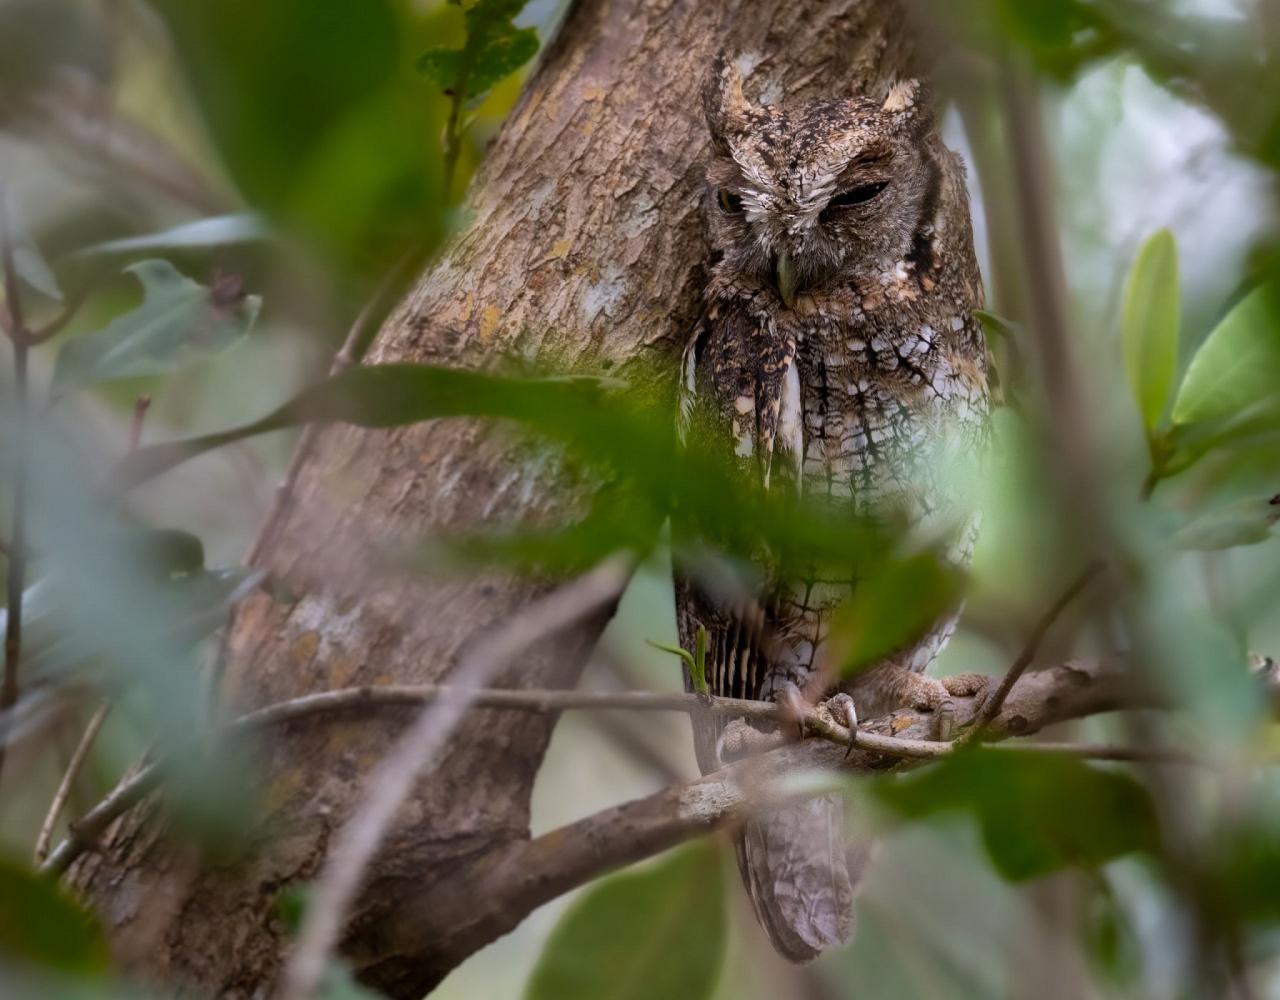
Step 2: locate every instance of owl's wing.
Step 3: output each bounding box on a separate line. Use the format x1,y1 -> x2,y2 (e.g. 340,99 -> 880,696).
675,303 -> 802,765
676,307 -> 858,961
678,303 -> 802,491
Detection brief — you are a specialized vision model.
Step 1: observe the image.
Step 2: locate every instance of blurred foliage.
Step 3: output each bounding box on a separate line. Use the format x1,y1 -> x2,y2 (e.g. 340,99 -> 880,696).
830,550 -> 964,676
53,260 -> 260,390
874,751 -> 1160,881
144,0 -> 446,273
418,0 -> 539,102
524,841 -> 727,1000
943,0 -> 1280,168
1122,228 -> 1179,434
0,856 -> 108,975
0,0 -> 1279,998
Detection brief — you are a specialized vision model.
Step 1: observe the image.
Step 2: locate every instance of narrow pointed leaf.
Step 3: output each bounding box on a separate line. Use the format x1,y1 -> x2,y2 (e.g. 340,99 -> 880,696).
75,214 -> 271,257
1121,229 -> 1179,430
110,365 -> 622,490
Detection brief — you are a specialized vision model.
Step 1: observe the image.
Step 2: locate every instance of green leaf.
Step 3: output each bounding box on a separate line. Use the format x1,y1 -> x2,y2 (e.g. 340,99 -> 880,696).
1172,282 -> 1280,428
111,361 -> 899,591
693,624 -> 708,695
973,309 -> 1020,347
1171,494 -> 1280,550
0,856 -> 109,974
875,750 -> 1159,881
111,365 -> 620,489
830,550 -> 964,676
418,0 -> 538,100
1121,229 -> 1180,430
524,841 -> 726,1000
53,260 -> 259,390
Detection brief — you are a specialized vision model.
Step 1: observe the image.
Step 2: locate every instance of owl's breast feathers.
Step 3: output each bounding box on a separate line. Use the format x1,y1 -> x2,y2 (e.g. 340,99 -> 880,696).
680,269 -> 988,513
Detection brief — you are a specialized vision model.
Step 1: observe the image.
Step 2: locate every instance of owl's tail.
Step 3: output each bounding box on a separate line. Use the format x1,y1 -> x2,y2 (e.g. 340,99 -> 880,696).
734,794 -> 871,962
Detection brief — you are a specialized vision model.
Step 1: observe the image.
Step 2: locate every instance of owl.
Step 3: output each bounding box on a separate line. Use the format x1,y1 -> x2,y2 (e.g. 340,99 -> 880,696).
674,57 -> 991,962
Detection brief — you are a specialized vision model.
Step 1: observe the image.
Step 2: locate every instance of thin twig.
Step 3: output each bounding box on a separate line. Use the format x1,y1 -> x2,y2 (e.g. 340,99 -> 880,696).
18,80 -> 229,215
0,191 -> 31,791
33,701 -> 110,862
38,654 -> 1202,880
26,286 -> 92,347
968,559 -> 1105,737
276,554 -> 635,1000
128,396 -> 152,452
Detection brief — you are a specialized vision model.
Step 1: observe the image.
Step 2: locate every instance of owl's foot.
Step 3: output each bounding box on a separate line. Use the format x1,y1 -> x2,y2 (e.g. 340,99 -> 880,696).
887,671 -> 991,741
817,692 -> 859,758
942,671 -> 991,699
717,718 -> 786,764
775,681 -> 809,740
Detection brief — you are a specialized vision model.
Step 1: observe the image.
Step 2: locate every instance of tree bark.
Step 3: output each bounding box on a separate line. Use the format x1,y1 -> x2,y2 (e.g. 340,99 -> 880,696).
71,1 -> 921,996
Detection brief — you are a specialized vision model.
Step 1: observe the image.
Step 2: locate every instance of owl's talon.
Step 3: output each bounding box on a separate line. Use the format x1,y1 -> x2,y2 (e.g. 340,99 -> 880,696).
775,681 -> 808,741
821,692 -> 860,758
933,698 -> 956,742
717,718 -> 786,764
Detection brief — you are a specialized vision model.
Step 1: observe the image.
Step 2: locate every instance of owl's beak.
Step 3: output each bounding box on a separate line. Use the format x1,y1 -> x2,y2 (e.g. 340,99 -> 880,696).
774,250 -> 798,308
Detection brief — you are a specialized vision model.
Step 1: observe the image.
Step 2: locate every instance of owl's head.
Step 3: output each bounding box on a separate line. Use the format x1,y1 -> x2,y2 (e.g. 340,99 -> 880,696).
702,56 -> 937,306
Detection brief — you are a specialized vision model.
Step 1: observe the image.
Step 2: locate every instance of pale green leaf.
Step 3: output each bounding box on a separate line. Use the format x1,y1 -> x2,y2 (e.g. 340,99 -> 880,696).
1121,229 -> 1179,430
75,214 -> 271,257
1172,282 -> 1280,427
53,260 -> 260,389
1171,495 -> 1280,550
525,841 -> 726,1000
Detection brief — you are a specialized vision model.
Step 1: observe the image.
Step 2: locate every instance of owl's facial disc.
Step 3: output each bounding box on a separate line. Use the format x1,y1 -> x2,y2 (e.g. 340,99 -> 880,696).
702,72 -> 939,304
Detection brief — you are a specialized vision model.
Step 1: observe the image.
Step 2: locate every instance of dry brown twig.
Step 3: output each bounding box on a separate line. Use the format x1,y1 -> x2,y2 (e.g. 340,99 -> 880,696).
33,702 -> 111,863
0,191 -> 31,792
39,652 -> 1194,882
967,558 -> 1107,739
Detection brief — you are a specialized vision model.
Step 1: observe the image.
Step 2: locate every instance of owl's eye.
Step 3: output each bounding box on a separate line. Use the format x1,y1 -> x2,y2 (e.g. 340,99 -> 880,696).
717,189 -> 744,214
826,181 -> 890,210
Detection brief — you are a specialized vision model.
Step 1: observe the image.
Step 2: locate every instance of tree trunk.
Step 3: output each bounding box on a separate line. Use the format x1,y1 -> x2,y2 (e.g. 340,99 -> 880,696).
72,1 -> 919,996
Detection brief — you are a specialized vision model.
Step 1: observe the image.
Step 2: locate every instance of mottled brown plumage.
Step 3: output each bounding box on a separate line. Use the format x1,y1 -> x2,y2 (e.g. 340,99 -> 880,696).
674,56 -> 990,961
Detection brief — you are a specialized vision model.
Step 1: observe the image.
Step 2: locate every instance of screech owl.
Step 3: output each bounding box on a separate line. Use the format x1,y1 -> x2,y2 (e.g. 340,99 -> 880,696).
673,57 -> 990,962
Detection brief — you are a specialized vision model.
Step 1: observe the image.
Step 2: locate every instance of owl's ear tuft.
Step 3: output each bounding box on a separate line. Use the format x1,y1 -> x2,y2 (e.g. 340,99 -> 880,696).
703,53 -> 753,147
880,78 -> 935,135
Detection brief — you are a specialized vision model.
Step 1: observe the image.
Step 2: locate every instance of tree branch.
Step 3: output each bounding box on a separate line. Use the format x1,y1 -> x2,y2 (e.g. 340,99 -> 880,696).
969,559 -> 1106,735
39,653 -> 1161,879
356,656 -> 1180,980
277,555 -> 635,1000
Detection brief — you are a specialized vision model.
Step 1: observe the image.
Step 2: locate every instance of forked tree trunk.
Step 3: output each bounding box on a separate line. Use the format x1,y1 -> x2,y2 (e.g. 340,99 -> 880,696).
72,1 -> 918,995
